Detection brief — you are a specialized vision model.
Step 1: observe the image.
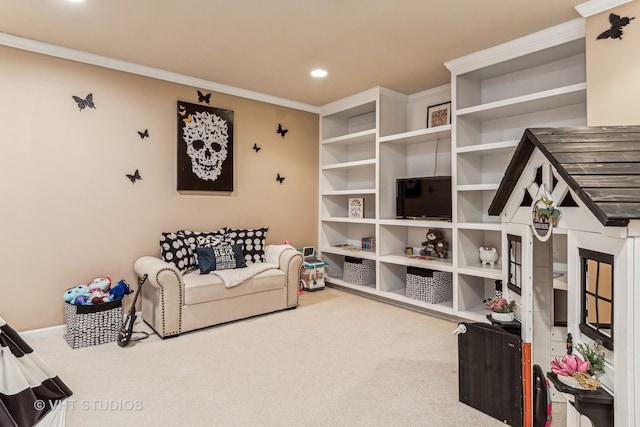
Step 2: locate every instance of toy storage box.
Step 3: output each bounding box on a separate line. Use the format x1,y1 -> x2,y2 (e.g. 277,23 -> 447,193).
64,300 -> 123,349
343,256 -> 376,286
405,267 -> 452,304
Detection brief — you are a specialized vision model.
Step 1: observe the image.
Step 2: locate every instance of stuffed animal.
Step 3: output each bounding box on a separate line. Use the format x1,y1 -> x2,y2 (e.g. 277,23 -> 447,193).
420,229 -> 446,258
63,285 -> 90,303
88,277 -> 112,292
436,240 -> 448,259
109,279 -> 133,301
90,288 -> 111,304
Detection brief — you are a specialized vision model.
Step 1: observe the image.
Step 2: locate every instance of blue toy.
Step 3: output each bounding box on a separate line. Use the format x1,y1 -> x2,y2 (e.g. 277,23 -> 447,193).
63,285 -> 90,303
109,280 -> 133,301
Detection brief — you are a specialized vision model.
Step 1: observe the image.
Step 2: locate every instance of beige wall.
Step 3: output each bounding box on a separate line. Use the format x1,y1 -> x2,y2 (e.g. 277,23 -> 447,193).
0,46 -> 319,331
586,1 -> 640,125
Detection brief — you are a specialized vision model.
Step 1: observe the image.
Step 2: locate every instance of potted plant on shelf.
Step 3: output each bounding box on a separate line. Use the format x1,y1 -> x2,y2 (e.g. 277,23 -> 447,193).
486,297 -> 516,322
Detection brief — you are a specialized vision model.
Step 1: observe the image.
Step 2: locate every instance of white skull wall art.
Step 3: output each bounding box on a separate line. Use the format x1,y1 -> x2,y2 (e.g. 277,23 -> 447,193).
177,101 -> 234,191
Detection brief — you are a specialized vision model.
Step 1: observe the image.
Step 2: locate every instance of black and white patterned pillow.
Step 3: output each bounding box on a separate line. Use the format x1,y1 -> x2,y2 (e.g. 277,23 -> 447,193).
177,228 -> 228,270
159,232 -> 192,273
226,227 -> 269,264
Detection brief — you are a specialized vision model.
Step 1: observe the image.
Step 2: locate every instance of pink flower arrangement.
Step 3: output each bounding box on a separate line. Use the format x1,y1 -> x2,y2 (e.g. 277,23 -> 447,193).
551,354 -> 590,377
485,297 -> 515,313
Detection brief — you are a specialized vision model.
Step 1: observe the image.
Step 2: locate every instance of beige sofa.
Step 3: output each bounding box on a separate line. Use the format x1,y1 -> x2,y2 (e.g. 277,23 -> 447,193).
134,245 -> 302,338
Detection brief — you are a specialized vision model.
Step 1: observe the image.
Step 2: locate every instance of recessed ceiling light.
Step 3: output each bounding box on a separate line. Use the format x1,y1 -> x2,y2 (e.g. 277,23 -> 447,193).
310,69 -> 328,78
67,0 -> 85,3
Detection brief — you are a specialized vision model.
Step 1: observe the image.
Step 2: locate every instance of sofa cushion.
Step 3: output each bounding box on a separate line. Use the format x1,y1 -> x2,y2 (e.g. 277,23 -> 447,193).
226,227 -> 268,264
195,245 -> 246,273
159,232 -> 192,273
182,267 -> 285,305
178,228 -> 229,270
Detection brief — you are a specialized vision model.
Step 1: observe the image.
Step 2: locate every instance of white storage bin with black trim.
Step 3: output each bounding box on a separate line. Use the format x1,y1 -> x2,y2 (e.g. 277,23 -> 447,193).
405,267 -> 452,304
343,256 -> 376,286
64,300 -> 123,349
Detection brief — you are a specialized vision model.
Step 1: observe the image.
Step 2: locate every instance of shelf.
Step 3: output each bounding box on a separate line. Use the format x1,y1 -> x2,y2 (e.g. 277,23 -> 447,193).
455,83 -> 586,121
456,139 -> 519,154
325,276 -> 376,292
378,218 -> 454,228
322,129 -> 376,146
321,246 -> 377,260
458,265 -> 504,280
322,189 -> 376,196
456,222 -> 504,231
322,159 -> 376,170
378,125 -> 451,145
456,183 -> 500,191
379,254 -> 453,272
386,288 -> 454,315
321,217 -> 376,224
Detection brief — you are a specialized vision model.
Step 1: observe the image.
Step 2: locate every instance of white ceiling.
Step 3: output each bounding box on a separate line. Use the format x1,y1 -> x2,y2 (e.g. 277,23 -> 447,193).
0,0 -> 586,109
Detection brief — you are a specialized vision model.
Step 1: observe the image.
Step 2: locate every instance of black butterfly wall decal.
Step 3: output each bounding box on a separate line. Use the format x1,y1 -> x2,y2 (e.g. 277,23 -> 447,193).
197,90 -> 212,104
597,13 -> 635,40
276,173 -> 285,184
277,123 -> 288,138
72,93 -> 95,111
138,129 -> 149,139
126,169 -> 142,184
253,143 -> 261,152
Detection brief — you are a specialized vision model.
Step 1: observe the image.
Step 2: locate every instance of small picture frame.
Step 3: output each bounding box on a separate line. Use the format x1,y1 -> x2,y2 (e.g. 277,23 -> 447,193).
348,197 -> 364,218
427,102 -> 451,128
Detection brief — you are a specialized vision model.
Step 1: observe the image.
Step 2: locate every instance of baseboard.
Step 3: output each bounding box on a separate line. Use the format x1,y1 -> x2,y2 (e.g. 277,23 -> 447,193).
20,324 -> 66,340
19,311 -> 141,341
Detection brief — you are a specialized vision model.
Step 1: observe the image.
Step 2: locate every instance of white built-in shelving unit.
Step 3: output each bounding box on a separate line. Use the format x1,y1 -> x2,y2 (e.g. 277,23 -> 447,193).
318,18 -> 586,323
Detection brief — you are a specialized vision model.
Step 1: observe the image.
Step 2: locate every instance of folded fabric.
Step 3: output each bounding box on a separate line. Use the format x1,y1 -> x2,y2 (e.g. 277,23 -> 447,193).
195,244 -> 246,273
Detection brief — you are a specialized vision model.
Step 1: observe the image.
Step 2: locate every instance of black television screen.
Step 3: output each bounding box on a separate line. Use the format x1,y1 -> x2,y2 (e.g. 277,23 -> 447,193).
396,176 -> 452,220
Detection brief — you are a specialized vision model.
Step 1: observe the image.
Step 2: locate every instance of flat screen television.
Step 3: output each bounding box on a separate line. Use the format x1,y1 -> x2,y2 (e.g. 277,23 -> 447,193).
396,176 -> 452,220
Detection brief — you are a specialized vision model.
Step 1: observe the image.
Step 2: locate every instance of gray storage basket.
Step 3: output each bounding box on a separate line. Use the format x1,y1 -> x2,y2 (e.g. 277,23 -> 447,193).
64,300 -> 123,349
343,256 -> 376,286
405,267 -> 452,304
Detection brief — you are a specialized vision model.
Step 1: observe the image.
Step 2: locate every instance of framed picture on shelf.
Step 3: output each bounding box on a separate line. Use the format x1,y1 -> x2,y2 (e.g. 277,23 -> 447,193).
348,197 -> 364,218
427,102 -> 451,128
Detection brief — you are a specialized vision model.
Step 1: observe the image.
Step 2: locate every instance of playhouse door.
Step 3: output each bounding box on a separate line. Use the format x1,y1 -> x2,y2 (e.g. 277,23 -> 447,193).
458,322 -> 523,426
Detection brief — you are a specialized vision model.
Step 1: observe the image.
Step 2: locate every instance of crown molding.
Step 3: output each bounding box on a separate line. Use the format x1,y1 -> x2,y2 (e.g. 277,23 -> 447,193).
575,0 -> 634,17
444,18 -> 585,75
0,32 -> 320,114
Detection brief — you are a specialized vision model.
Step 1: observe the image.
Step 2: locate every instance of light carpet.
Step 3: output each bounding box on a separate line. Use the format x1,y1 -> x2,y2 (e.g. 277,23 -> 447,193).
29,287 -> 566,426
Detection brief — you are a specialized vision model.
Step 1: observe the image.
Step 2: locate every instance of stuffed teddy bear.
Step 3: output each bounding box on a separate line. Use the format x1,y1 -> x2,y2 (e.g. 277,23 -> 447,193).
109,279 -> 133,301
420,229 -> 443,258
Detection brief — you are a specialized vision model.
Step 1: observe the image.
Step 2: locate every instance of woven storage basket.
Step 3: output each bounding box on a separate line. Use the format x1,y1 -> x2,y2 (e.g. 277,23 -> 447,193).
405,267 -> 452,304
343,256 -> 376,286
64,300 -> 123,349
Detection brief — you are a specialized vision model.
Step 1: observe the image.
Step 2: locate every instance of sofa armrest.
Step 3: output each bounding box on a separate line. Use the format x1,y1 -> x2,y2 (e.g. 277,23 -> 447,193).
276,247 -> 303,308
134,256 -> 184,338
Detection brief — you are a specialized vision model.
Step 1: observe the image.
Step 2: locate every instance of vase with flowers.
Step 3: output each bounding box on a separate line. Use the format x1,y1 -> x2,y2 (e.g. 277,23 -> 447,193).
551,353 -> 602,390
486,297 -> 516,322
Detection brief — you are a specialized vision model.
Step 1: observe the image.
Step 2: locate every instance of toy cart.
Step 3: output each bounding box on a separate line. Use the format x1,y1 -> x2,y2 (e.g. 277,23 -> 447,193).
301,260 -> 328,291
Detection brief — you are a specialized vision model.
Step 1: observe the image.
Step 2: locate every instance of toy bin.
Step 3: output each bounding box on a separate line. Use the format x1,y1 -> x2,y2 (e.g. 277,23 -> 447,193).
343,256 -> 375,286
64,300 -> 123,349
405,267 -> 452,304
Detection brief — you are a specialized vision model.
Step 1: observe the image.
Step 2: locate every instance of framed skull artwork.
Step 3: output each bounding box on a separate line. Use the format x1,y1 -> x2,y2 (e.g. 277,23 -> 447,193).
177,101 -> 234,191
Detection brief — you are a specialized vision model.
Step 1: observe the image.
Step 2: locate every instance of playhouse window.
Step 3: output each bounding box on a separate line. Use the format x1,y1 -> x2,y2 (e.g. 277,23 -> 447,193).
579,248 -> 614,351
507,234 -> 522,295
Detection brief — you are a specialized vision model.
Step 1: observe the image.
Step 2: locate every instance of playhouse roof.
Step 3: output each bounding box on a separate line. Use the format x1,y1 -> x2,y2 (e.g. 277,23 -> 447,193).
488,126 -> 640,227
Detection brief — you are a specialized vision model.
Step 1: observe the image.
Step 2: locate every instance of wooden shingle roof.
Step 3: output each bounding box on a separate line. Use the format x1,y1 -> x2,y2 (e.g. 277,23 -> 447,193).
488,126 -> 640,227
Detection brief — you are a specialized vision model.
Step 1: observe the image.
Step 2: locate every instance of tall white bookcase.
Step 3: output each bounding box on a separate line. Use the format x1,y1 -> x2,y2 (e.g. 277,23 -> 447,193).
318,18 -> 586,323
